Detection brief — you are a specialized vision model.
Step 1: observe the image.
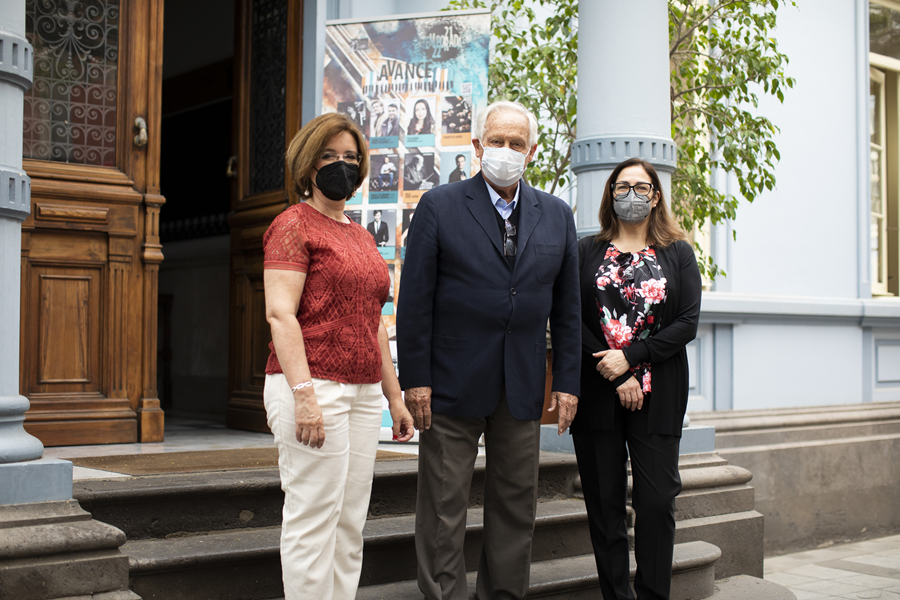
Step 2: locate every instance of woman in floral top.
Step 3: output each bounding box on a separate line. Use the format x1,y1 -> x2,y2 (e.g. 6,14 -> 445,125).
572,158 -> 702,600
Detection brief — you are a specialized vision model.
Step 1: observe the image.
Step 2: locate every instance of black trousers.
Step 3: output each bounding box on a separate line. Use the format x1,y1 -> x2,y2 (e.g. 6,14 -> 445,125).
573,402 -> 682,600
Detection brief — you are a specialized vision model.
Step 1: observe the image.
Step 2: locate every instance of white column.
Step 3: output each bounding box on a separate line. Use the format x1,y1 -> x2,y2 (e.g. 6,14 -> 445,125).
573,0 -> 676,236
0,0 -> 72,504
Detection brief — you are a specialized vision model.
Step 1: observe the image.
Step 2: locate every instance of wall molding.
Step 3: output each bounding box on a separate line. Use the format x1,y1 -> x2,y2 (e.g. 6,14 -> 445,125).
700,292 -> 900,327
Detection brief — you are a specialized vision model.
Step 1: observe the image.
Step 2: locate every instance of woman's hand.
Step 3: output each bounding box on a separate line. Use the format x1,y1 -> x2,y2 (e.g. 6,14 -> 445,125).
388,395 -> 415,442
616,376 -> 644,411
293,387 -> 325,448
594,349 -> 630,380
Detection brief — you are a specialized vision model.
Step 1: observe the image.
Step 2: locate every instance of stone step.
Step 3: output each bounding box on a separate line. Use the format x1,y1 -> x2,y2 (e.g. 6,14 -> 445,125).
75,451 -> 581,541
355,540 -> 722,600
123,498 -> 592,600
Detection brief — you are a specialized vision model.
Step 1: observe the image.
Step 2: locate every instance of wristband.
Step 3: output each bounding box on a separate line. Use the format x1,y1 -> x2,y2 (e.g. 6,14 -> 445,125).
291,381 -> 313,392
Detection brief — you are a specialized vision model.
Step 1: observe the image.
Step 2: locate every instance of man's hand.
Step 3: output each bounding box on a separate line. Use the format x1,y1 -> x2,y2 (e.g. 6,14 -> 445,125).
404,386 -> 432,431
616,376 -> 644,411
548,391 -> 578,435
594,349 -> 630,380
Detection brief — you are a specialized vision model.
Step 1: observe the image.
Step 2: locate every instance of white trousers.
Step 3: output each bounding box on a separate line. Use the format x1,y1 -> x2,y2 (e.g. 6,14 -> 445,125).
263,374 -> 383,600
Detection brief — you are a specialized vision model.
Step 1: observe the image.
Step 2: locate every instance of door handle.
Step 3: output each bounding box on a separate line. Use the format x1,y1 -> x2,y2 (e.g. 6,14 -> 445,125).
226,155 -> 238,178
133,117 -> 148,147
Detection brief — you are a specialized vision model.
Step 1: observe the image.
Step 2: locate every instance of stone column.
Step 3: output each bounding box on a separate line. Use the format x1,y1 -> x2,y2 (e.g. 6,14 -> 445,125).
572,0 -> 677,237
0,0 -> 73,505
0,5 -> 139,599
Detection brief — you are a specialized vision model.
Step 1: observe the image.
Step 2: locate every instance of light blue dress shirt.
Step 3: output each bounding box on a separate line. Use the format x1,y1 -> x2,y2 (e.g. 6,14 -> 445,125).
484,179 -> 520,220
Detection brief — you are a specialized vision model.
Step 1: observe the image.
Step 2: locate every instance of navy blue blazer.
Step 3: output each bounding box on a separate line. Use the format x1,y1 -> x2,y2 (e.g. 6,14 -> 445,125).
397,172 -> 581,421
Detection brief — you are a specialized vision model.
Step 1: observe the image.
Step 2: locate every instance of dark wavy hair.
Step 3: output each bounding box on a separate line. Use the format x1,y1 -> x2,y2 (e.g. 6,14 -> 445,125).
595,158 -> 684,248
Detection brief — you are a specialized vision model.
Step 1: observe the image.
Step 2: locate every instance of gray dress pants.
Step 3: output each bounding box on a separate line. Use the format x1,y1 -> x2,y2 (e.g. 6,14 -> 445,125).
415,393 -> 541,600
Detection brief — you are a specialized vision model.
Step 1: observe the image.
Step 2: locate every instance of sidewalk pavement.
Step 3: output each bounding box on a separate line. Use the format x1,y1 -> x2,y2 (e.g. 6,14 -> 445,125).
764,534 -> 900,600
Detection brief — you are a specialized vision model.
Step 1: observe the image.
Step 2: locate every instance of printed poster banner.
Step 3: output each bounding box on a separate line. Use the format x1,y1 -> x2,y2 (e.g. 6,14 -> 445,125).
323,9 -> 490,441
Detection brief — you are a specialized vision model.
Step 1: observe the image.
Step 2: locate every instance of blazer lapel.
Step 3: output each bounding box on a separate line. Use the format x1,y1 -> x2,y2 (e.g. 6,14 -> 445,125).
514,182 -> 542,263
466,172 -> 505,260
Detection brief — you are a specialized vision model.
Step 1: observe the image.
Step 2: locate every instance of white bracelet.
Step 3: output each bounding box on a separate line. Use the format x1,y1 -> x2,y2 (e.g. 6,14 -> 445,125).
291,381 -> 313,392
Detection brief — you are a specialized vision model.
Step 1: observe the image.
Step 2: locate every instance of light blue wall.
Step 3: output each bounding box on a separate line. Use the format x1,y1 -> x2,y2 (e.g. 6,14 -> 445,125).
725,0 -> 861,299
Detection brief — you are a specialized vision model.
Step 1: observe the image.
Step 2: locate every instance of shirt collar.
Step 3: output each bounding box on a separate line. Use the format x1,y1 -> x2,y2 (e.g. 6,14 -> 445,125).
484,178 -> 520,219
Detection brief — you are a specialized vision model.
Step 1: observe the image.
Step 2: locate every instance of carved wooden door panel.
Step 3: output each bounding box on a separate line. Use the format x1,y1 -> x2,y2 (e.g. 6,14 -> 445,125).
226,0 -> 303,432
20,0 -> 165,446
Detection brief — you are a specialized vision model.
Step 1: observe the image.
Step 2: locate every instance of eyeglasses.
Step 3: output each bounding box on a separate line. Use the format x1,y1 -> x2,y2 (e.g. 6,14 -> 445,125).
612,182 -> 653,197
503,219 -> 516,257
614,251 -> 634,282
320,152 -> 362,164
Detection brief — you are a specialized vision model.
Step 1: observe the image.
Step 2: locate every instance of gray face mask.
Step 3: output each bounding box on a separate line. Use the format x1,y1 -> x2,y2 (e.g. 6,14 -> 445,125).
613,190 -> 652,225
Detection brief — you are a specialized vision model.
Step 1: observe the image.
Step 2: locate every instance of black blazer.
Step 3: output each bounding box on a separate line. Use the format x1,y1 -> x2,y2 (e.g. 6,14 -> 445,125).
397,172 -> 581,420
367,220 -> 389,245
573,236 -> 701,436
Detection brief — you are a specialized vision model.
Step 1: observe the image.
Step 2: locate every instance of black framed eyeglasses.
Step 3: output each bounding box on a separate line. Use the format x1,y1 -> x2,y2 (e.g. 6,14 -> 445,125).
612,182 -> 653,197
320,152 -> 362,164
503,219 -> 516,257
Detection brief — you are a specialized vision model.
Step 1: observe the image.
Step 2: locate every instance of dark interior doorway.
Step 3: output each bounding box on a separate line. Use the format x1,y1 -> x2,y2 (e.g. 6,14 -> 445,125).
157,0 -> 236,419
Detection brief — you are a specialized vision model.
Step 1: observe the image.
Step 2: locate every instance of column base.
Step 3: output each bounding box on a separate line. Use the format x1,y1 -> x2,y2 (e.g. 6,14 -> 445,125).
540,424 -> 717,455
0,500 -> 140,600
0,457 -> 72,504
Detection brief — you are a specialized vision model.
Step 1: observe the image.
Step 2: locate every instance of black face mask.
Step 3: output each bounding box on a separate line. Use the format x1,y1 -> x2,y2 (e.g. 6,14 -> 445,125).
313,161 -> 358,201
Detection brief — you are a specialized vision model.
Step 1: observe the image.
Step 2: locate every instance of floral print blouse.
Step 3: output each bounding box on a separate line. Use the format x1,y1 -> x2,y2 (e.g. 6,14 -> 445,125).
594,244 -> 668,393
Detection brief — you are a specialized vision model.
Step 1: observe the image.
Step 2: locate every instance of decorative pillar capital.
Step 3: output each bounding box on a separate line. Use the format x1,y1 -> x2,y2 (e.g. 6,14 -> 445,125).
571,134 -> 677,176
0,30 -> 34,91
0,167 -> 31,221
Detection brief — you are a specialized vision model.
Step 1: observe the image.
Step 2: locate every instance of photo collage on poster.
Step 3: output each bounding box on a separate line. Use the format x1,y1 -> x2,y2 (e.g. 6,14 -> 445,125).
323,10 -> 490,330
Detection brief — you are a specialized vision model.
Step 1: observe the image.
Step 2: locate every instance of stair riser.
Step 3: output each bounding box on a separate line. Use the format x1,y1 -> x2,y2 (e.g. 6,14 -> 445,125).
129,558 -> 283,600
368,461 -> 581,518
360,517 -> 593,585
79,459 -> 581,539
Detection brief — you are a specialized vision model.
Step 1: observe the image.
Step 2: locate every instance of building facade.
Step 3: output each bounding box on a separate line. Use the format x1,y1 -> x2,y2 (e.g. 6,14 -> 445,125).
4,0 -> 900,450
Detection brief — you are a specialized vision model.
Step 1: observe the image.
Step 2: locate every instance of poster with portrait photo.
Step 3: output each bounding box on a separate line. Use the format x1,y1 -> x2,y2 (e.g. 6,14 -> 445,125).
400,208 -> 416,259
338,100 -> 369,139
369,100 -> 401,149
402,151 -> 438,201
369,152 -> 400,203
440,151 -> 471,185
367,208 -> 396,260
440,95 -> 472,146
345,210 -> 362,225
405,97 -> 437,148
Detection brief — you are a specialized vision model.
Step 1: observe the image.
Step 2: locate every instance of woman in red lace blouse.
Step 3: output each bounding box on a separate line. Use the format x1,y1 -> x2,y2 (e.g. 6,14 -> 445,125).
262,112 -> 414,600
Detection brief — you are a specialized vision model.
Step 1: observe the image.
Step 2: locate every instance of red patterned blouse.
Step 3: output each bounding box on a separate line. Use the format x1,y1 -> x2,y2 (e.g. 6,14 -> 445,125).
263,202 -> 390,384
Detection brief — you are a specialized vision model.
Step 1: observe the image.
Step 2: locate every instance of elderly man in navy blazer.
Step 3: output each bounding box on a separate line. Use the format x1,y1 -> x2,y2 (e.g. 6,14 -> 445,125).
397,100 -> 580,600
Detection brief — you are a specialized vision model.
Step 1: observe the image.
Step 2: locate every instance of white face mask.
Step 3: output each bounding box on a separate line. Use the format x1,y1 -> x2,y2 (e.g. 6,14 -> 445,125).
480,146 -> 527,187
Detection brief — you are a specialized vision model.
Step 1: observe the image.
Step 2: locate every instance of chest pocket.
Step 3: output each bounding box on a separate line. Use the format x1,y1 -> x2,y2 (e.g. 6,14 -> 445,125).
534,243 -> 562,283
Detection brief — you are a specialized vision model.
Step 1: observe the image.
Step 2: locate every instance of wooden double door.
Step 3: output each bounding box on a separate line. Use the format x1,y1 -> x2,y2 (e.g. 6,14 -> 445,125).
21,0 -> 303,445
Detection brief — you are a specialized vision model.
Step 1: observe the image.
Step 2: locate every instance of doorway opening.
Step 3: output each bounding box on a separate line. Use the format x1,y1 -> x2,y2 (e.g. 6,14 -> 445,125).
157,0 -> 236,421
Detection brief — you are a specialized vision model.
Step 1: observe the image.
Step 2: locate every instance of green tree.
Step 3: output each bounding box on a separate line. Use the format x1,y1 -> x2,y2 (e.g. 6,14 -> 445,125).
445,0 -> 795,279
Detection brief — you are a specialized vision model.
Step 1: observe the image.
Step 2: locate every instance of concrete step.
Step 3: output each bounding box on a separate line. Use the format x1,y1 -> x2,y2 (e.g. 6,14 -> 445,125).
356,540 -> 722,600
75,451 -> 581,540
123,498 -> 592,600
